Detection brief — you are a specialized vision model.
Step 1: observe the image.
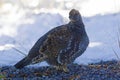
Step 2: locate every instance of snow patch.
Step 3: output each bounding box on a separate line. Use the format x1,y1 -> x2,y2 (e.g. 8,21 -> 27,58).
89,42 -> 102,48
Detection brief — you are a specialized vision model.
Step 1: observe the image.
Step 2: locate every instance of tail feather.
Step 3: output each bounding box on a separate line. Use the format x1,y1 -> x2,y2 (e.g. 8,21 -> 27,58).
14,57 -> 31,69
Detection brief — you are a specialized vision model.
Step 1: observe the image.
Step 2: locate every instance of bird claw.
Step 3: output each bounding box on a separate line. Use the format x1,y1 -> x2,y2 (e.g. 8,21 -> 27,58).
63,67 -> 69,73
55,65 -> 69,73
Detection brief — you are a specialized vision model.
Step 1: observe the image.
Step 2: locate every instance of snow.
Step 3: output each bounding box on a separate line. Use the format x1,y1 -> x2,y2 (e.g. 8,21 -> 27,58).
0,1 -> 120,67
80,0 -> 120,17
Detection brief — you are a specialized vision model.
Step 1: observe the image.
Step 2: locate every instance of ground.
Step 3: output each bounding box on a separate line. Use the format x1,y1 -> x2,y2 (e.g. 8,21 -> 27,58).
0,60 -> 120,80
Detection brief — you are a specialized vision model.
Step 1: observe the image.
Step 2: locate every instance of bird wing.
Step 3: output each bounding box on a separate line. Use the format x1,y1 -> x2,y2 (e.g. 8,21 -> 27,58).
26,25 -> 66,64
39,25 -> 71,56
27,26 -> 60,60
27,34 -> 48,58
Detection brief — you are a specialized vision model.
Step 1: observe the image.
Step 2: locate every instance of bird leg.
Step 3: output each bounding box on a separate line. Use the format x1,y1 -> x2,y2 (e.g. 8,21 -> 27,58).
55,64 -> 69,72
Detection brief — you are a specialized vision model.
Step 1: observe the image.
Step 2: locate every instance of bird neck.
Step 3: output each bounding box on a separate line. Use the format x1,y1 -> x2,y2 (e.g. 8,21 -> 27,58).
68,21 -> 87,37
69,21 -> 84,29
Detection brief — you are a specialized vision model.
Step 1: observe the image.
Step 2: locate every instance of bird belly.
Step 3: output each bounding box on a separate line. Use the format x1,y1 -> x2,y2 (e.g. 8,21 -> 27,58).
57,34 -> 89,64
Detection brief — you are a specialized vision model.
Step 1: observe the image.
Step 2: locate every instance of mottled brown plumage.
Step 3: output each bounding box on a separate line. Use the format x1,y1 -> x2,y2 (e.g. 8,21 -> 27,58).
14,9 -> 89,72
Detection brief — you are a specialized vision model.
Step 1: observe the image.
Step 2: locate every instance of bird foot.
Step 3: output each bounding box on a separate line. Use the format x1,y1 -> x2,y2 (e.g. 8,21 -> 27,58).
63,67 -> 69,73
55,65 -> 69,73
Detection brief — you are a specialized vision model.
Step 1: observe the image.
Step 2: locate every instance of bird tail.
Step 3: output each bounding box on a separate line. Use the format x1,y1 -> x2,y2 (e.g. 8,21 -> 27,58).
14,57 -> 31,69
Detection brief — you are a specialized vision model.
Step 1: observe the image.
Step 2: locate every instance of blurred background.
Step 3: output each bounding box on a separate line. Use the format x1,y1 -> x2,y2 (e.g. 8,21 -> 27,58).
1,0 -> 120,16
0,0 -> 120,66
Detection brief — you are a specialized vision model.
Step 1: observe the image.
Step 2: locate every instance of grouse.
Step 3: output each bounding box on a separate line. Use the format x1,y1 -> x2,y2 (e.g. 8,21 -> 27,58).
14,9 -> 89,72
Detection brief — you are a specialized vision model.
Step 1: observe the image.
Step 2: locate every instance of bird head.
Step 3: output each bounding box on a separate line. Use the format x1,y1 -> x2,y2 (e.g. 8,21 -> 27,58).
69,9 -> 83,23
